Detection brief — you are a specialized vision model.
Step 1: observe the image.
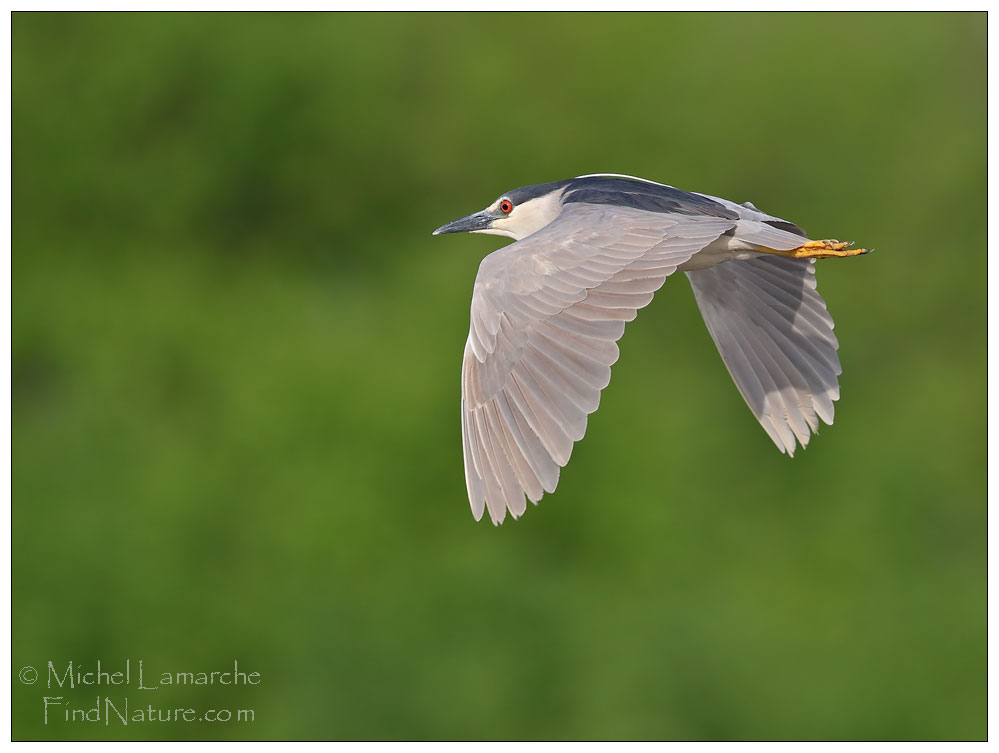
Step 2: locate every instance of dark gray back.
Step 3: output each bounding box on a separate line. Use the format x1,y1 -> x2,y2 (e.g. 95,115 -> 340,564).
560,176 -> 739,219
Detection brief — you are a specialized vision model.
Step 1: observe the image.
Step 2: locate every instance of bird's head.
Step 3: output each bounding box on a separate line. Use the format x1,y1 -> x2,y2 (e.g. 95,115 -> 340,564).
432,180 -> 570,242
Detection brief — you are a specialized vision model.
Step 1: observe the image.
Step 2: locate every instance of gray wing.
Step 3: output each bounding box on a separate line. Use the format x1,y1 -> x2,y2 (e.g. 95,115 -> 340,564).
685,255 -> 841,456
462,202 -> 735,524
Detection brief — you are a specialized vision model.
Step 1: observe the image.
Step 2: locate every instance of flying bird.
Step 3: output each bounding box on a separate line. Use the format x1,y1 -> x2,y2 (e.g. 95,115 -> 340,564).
433,174 -> 869,525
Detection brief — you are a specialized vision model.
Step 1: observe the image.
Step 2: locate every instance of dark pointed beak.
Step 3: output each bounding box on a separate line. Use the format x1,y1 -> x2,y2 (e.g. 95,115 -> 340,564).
432,209 -> 493,236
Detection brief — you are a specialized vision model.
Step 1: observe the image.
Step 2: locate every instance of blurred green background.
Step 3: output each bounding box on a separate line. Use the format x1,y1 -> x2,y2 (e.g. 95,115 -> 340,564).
13,12 -> 985,741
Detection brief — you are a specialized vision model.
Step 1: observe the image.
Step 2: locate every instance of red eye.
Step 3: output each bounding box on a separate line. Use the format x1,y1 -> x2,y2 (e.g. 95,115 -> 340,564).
499,200 -> 513,214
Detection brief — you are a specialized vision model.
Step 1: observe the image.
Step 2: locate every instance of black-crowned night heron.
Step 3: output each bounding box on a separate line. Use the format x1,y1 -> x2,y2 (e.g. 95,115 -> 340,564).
433,174 -> 869,525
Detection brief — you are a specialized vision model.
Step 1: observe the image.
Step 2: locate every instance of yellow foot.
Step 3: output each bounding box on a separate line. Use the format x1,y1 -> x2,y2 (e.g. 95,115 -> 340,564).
773,239 -> 872,260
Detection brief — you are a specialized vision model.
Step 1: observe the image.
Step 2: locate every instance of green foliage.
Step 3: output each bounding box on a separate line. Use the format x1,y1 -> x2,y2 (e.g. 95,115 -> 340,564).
13,12 -> 985,740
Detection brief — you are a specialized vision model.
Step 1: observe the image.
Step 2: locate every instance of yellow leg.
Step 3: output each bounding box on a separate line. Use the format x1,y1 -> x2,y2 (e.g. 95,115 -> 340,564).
767,239 -> 871,260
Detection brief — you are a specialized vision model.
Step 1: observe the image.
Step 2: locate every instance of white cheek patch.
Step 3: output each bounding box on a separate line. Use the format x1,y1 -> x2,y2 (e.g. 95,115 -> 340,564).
499,192 -> 565,241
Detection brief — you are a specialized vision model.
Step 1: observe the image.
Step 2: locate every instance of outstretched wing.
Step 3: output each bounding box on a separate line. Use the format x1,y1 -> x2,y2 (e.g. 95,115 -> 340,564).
461,202 -> 735,524
685,255 -> 841,456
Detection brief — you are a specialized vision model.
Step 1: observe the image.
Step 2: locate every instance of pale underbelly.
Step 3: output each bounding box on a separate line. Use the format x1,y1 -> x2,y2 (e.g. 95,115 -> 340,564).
678,235 -> 769,272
